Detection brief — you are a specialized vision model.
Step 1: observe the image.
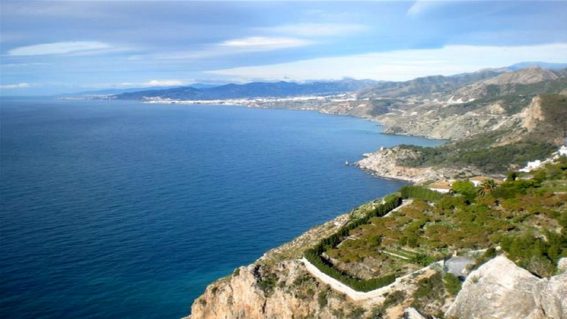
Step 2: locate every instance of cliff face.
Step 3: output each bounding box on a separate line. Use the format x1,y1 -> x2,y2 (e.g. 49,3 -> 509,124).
190,260 -> 367,319
190,252 -> 567,319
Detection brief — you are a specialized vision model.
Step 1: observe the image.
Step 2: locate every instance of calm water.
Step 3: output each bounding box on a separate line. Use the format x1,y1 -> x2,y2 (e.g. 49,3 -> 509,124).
0,98 -> 442,318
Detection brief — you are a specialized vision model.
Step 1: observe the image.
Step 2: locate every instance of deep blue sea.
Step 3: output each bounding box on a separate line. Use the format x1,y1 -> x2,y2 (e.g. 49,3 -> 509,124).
0,98 -> 442,318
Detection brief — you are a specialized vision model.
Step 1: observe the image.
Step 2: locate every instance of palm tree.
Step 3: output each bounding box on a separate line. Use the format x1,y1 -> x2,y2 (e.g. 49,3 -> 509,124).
477,179 -> 497,196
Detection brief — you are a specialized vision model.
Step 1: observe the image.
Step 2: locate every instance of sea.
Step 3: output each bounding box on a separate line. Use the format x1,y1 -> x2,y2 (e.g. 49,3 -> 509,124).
0,98 -> 442,318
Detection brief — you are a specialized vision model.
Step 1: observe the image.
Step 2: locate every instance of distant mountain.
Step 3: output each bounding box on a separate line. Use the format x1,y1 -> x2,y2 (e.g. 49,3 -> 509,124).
64,86 -> 184,97
114,79 -> 378,100
357,69 -> 505,99
450,67 -> 567,101
507,61 -> 567,71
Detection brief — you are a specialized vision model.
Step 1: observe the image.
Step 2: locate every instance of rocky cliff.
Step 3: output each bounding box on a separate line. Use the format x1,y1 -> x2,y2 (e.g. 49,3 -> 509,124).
190,243 -> 566,319
446,256 -> 567,319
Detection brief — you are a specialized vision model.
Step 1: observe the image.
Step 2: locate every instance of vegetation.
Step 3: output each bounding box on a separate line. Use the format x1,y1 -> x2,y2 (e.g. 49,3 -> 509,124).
304,195 -> 402,291
411,272 -> 445,312
399,139 -> 557,173
443,273 -> 462,296
305,158 -> 567,293
257,271 -> 278,295
317,290 -> 328,308
400,185 -> 443,201
398,91 -> 566,174
382,290 -> 406,308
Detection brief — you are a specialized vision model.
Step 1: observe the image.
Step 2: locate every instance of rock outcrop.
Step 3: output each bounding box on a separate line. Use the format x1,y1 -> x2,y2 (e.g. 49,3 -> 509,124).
190,260 -> 349,319
356,146 -> 481,183
522,95 -> 546,132
403,307 -> 427,319
446,255 -> 567,319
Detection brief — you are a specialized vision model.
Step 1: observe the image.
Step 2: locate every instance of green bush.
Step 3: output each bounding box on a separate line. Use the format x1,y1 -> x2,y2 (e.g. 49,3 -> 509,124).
400,185 -> 443,201
451,180 -> 477,202
413,272 -> 443,300
412,253 -> 435,266
317,290 -> 328,307
500,231 -> 566,277
443,273 -> 462,296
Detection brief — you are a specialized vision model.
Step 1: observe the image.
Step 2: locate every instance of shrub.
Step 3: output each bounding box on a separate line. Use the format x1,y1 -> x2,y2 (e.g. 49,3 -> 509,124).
413,272 -> 444,300
412,253 -> 435,266
443,273 -> 462,296
400,185 -> 443,201
317,290 -> 328,307
383,290 -> 406,308
451,180 -> 477,202
500,231 -> 566,277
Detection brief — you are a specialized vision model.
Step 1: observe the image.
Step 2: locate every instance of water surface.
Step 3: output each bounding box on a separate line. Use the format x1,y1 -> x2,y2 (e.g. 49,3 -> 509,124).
0,98 -> 442,318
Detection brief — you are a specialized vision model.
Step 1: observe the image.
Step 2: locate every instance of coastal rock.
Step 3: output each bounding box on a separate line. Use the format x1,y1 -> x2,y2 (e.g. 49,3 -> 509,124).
445,255 -> 567,319
356,146 -> 480,183
189,260 -> 367,319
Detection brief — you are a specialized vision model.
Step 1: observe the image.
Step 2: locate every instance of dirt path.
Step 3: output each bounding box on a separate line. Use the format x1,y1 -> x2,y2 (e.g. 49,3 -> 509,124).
301,257 -> 442,301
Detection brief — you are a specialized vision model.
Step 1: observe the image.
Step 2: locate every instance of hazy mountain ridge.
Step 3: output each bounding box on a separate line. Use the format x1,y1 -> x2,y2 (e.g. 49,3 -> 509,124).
114,79 -> 378,100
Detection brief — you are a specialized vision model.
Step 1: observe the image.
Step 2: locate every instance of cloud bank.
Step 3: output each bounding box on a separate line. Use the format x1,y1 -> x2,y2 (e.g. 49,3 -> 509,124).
0,82 -> 32,89
8,41 -> 111,56
207,43 -> 567,81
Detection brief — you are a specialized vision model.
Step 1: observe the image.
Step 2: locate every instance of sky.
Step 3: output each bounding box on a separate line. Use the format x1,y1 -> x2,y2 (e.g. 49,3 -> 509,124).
1,0 -> 567,95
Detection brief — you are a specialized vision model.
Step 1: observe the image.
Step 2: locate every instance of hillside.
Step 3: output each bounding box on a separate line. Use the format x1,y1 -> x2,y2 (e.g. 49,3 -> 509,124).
189,156 -> 567,319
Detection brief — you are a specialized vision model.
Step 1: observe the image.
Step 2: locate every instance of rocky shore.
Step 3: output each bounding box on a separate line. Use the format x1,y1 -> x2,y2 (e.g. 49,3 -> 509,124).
355,146 -> 482,183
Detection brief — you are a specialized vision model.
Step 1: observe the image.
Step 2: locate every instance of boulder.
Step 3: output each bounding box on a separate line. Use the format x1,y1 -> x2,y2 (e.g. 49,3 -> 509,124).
446,255 -> 567,319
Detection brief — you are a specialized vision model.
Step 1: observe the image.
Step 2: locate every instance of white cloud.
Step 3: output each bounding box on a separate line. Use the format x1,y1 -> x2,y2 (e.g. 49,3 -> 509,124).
146,36 -> 312,61
206,43 -> 567,82
407,0 -> 446,16
8,41 -> 111,56
219,36 -> 311,50
108,80 -> 186,88
0,82 -> 32,89
143,80 -> 185,87
263,23 -> 367,37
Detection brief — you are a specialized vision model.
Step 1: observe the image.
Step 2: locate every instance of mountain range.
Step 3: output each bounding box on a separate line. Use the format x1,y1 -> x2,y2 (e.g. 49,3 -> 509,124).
111,62 -> 567,101
114,79 -> 378,100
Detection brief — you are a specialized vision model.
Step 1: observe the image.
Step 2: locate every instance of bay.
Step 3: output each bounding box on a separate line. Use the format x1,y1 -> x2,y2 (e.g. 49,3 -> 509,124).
0,98 -> 442,318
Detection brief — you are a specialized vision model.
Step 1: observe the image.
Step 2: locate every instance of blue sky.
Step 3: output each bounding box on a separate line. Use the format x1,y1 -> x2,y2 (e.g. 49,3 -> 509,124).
1,0 -> 567,95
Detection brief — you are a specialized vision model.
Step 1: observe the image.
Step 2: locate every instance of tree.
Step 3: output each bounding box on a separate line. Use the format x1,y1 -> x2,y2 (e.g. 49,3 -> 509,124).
507,171 -> 519,181
477,179 -> 497,197
451,180 -> 477,202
